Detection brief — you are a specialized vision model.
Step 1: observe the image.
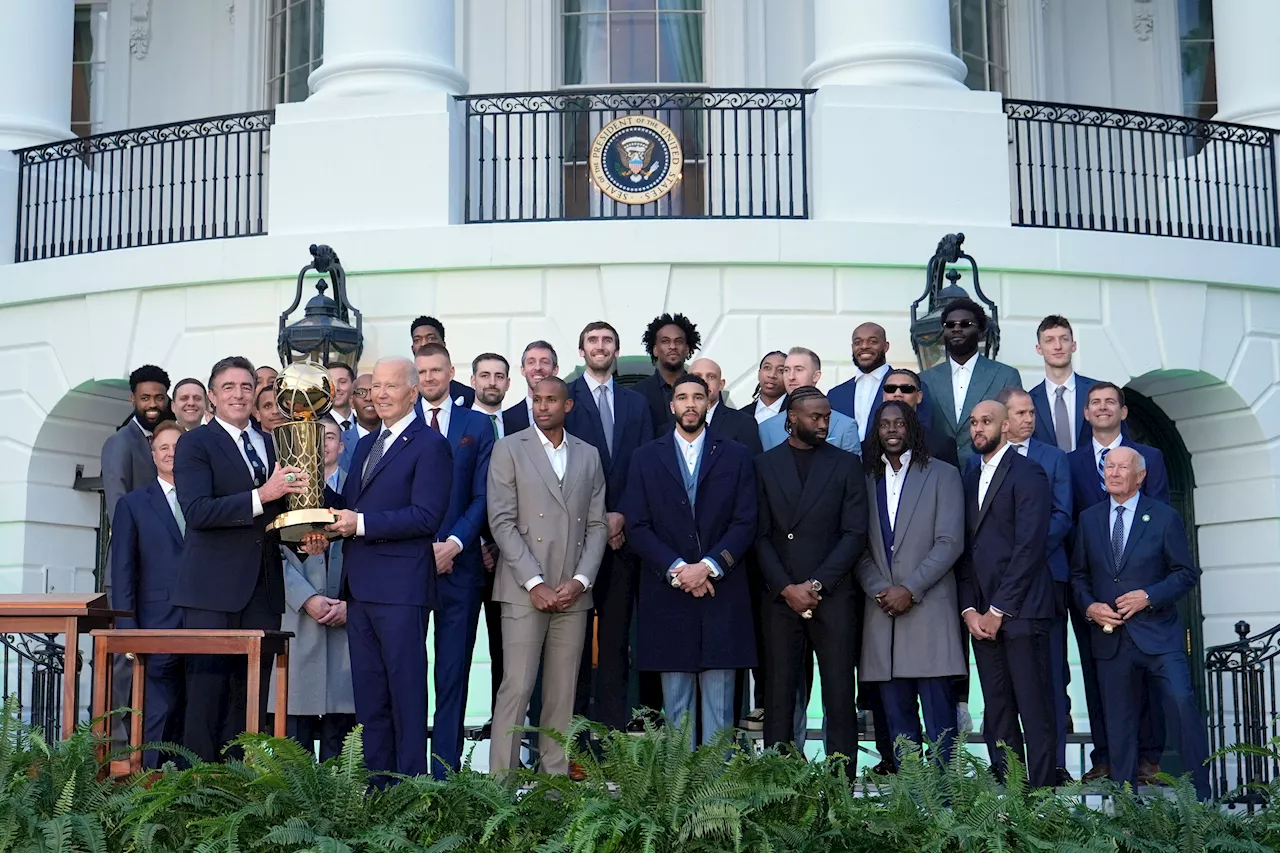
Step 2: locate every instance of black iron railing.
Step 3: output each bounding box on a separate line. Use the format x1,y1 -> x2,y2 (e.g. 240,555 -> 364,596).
2,633 -> 69,743
1205,620 -> 1280,806
14,111 -> 273,262
458,89 -> 813,223
1005,100 -> 1279,246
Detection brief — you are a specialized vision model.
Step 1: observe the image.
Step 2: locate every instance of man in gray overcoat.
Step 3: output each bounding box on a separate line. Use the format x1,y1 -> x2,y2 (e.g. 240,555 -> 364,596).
856,401 -> 966,765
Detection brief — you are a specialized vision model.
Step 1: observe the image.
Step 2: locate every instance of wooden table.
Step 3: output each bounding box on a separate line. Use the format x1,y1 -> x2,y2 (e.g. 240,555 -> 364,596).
90,629 -> 291,773
0,594 -> 125,740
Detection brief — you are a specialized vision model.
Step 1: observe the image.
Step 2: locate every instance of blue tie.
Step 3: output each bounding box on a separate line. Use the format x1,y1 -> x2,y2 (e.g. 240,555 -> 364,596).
240,431 -> 266,487
1111,505 -> 1126,567
1097,447 -> 1109,492
362,429 -> 392,487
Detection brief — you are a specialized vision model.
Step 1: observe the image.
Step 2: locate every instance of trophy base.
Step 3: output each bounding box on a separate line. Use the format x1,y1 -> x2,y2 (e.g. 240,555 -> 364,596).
267,508 -> 342,543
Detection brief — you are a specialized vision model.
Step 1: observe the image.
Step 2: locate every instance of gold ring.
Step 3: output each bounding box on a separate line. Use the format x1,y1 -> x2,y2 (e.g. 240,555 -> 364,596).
1102,624 -> 1114,634
670,576 -> 681,588
284,473 -> 296,483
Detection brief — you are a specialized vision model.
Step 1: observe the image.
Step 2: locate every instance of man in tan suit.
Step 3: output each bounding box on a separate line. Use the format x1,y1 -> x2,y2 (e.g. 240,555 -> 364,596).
487,377 -> 608,775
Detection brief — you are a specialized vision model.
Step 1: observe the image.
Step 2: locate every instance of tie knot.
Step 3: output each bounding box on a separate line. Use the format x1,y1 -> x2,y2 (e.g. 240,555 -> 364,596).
1055,385 -> 1066,399
381,429 -> 392,440
1115,505 -> 1125,518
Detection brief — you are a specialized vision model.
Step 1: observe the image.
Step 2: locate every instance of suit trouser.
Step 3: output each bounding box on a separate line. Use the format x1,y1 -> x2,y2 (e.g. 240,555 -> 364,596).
971,617 -> 1058,789
431,579 -> 484,778
859,680 -> 898,762
1050,581 -> 1071,767
288,713 -> 356,763
483,591 -> 504,713
662,670 -> 736,748
346,599 -> 430,779
492,604 -> 588,776
1098,632 -> 1210,799
880,676 -> 958,765
181,567 -> 280,764
734,555 -> 768,715
575,548 -> 638,728
760,591 -> 857,759
1069,594 -> 1165,766
140,652 -> 185,769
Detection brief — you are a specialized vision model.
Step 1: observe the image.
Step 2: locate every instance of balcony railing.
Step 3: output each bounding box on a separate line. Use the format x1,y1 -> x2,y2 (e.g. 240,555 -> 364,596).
1005,100 -> 1279,246
458,89 -> 813,223
1205,620 -> 1280,806
14,111 -> 272,262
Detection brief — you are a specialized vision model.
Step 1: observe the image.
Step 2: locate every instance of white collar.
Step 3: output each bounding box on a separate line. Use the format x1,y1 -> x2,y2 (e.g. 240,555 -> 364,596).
760,395 -> 784,413
331,405 -> 353,422
1009,439 -> 1030,452
881,448 -> 912,472
423,394 -> 453,417
950,355 -> 979,375
1093,433 -> 1123,455
583,373 -> 614,395
707,401 -> 719,421
214,415 -> 255,440
157,477 -> 176,496
1045,372 -> 1076,393
380,409 -> 417,441
982,441 -> 1013,470
675,428 -> 706,454
537,427 -> 566,450
133,417 -> 154,438
860,363 -> 891,382
1108,492 -> 1140,515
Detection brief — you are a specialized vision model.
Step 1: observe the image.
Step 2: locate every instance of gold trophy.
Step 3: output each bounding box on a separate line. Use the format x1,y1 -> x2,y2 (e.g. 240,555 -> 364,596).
265,360 -> 342,543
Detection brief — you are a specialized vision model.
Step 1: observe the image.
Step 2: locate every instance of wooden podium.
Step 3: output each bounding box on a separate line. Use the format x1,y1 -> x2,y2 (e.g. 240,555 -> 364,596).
0,593 -> 124,740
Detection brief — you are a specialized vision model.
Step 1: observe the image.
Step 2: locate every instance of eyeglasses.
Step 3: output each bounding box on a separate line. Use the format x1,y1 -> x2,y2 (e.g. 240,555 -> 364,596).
943,319 -> 976,330
882,383 -> 918,394
352,388 -> 370,398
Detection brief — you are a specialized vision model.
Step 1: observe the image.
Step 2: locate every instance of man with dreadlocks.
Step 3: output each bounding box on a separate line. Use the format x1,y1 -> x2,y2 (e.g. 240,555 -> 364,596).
855,400 -> 966,768
754,386 -> 866,760
635,312 -> 701,433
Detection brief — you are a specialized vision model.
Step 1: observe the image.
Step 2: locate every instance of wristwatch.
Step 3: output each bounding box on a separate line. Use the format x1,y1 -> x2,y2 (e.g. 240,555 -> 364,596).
808,579 -> 823,593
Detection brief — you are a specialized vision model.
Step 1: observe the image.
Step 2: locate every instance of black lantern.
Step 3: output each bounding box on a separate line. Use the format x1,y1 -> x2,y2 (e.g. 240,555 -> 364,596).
909,233 -> 1001,371
277,244 -> 363,369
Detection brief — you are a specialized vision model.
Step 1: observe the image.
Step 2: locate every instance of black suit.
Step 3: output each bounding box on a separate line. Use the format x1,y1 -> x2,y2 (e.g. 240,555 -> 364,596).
754,442 -> 866,756
502,399 -> 529,435
633,371 -> 676,434
958,446 -> 1057,788
172,420 -> 287,762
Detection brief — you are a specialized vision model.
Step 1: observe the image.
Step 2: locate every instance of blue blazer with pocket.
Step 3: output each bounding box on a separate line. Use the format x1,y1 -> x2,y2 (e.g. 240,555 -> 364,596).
111,480 -> 185,631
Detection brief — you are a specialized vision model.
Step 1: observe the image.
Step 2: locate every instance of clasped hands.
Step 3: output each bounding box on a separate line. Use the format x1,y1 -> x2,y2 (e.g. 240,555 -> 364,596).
670,560 -> 716,598
530,579 -> 586,613
874,585 -> 913,618
1087,589 -> 1150,629
963,608 -> 1004,640
302,594 -> 347,627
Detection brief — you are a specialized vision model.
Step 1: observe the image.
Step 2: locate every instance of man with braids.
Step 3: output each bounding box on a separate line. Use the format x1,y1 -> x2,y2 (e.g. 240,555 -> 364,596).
741,351 -> 787,425
754,386 -> 866,760
856,401 -> 966,767
635,312 -> 701,433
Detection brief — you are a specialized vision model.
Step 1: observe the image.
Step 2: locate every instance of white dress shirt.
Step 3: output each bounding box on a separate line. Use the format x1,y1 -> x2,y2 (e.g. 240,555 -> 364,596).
977,441 -> 1013,509
855,364 -> 891,440
354,422 -> 371,441
950,356 -> 976,423
706,401 -> 720,427
331,406 -> 355,431
524,428 -> 591,592
133,416 -> 154,441
674,428 -> 706,476
882,449 -> 912,530
354,410 -> 417,538
1044,372 -> 1077,450
214,416 -> 269,517
472,404 -> 504,439
583,373 -> 616,419
423,395 -> 453,436
753,395 -> 784,425
1008,440 -> 1029,457
1093,433 -> 1122,471
1108,492 -> 1140,552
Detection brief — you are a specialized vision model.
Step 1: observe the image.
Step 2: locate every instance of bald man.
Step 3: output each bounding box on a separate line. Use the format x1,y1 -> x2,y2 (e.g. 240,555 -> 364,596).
688,359 -> 764,456
827,322 -> 933,440
958,400 -> 1057,789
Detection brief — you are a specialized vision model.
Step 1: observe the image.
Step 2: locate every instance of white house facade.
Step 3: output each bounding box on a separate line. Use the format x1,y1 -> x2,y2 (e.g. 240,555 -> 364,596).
0,0 -> 1276,778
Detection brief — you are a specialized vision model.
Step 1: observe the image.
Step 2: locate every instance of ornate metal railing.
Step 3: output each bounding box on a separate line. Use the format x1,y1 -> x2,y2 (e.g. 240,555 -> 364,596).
1005,100 -> 1278,246
14,110 -> 273,262
457,89 -> 813,223
1205,620 -> 1280,806
1,633 -> 69,743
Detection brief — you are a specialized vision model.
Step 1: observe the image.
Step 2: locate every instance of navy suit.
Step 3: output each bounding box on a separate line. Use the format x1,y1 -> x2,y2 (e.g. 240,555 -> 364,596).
1029,374 -> 1098,451
424,404 -> 494,778
563,376 -> 655,728
1070,496 -> 1209,798
827,366 -> 934,437
966,439 -> 1073,765
502,399 -> 530,435
1067,436 -> 1171,770
449,379 -> 475,408
111,481 -> 185,767
339,415 -> 453,778
959,448 -> 1057,788
173,421 -> 286,763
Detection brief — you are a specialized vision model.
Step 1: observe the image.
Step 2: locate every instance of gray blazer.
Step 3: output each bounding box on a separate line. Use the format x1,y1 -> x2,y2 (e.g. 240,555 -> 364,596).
920,356 -> 1023,464
486,427 -> 607,610
101,419 -> 157,520
856,457 -> 967,682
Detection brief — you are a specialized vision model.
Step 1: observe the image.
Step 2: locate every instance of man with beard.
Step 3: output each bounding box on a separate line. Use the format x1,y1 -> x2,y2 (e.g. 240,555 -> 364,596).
856,401 -> 965,767
754,386 -> 866,759
565,322 -> 654,738
635,313 -> 701,432
102,364 -> 173,518
959,400 -> 1057,789
504,341 -> 558,434
828,323 -> 934,440
921,298 -> 1023,465
870,368 -> 959,468
624,374 -> 757,746
760,348 -> 861,453
172,378 -> 209,431
410,316 -> 476,407
688,358 -> 764,455
741,351 -> 787,425
470,353 -> 512,439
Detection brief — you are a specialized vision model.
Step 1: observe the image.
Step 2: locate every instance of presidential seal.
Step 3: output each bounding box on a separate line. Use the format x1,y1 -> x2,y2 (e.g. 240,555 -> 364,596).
589,115 -> 684,205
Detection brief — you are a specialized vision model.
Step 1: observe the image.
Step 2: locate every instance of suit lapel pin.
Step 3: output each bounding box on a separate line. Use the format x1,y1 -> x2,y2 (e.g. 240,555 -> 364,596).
1142,514 -> 1150,522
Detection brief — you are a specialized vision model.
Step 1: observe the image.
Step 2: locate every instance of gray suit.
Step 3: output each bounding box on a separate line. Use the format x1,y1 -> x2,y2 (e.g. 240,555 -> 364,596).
920,356 -> 1023,464
856,458 -> 967,682
486,426 -> 607,775
101,419 -> 157,522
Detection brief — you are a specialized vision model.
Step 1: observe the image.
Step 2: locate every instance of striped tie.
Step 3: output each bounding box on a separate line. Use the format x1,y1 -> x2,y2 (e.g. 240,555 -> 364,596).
1098,447 -> 1109,492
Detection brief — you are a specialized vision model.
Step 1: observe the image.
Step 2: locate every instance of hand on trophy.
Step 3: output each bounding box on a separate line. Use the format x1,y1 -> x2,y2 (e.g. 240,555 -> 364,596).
299,531 -> 328,556
260,464 -> 308,503
326,509 -> 358,537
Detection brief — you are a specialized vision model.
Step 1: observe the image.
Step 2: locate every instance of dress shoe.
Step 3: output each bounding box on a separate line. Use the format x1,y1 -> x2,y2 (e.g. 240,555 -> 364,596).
568,761 -> 587,782
1081,763 -> 1111,783
1138,760 -> 1162,785
870,759 -> 897,776
1054,767 -> 1075,786
739,708 -> 765,731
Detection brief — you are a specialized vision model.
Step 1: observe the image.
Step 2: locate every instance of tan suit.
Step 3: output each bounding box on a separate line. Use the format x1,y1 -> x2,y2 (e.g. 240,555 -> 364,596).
486,426 -> 607,775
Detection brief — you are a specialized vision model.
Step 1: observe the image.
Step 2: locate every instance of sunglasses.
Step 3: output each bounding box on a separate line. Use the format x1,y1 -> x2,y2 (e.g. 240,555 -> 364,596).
943,319 -> 977,330
882,383 -> 918,394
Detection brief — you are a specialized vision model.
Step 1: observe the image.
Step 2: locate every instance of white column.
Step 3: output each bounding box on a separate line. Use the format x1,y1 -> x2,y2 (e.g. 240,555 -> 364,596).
802,0 -> 965,89
308,0 -> 467,99
1212,0 -> 1280,128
